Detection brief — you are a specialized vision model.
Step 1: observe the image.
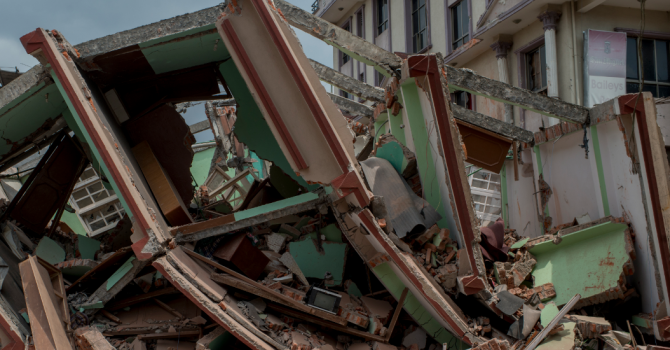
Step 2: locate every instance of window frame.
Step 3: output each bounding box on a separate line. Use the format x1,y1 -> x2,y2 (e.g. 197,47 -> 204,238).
69,165 -> 125,237
446,0 -> 471,53
405,0 -> 431,53
624,36 -> 670,98
525,44 -> 548,93
467,167 -> 502,226
514,35 -> 546,128
451,90 -> 473,110
375,0 -> 389,36
339,18 -> 353,68
354,5 -> 366,93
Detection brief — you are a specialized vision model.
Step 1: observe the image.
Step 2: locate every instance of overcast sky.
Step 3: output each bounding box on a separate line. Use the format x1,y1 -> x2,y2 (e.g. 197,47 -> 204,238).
0,0 -> 333,142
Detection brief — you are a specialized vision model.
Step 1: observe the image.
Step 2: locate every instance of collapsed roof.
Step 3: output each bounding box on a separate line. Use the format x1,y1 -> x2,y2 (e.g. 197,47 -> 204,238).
0,1 -> 668,350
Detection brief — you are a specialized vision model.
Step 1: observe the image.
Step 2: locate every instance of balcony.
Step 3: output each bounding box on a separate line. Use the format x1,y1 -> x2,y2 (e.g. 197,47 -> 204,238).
312,0 -> 358,23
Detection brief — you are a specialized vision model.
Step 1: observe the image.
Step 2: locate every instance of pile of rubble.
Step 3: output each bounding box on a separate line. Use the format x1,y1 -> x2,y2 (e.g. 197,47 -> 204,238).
0,0 -> 667,349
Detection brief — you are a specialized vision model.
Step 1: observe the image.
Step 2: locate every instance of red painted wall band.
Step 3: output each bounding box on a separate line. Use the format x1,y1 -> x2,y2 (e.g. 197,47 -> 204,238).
248,0 -> 350,173
153,262 -> 265,350
618,94 -> 670,302
20,29 -> 154,260
406,55 -> 479,278
220,21 -> 308,170
357,210 -> 472,344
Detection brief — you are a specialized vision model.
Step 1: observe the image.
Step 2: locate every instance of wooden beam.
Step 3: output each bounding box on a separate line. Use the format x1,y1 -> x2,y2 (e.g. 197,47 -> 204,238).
99,309 -> 121,323
154,298 -> 184,319
138,330 -> 201,340
105,287 -> 180,311
182,248 -> 347,325
267,303 -> 388,342
385,288 -> 408,342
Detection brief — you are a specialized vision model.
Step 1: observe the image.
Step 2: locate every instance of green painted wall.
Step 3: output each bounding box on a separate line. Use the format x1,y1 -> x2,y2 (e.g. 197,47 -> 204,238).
0,83 -> 67,160
530,222 -> 630,306
388,107 -> 407,146
139,25 -> 230,74
375,141 -> 409,176
289,240 -> 347,285
191,147 -> 217,187
60,211 -> 87,236
218,60 -> 315,191
400,82 -> 448,229
372,263 -> 464,347
52,74 -> 131,216
233,192 -> 318,221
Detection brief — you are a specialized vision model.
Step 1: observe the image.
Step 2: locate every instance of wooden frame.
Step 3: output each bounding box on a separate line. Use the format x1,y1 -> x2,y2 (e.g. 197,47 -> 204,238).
19,255 -> 72,350
181,248 -> 347,325
203,167 -> 259,210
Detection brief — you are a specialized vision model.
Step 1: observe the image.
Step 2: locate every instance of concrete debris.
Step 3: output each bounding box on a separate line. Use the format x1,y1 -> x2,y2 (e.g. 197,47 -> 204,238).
0,1 -> 666,350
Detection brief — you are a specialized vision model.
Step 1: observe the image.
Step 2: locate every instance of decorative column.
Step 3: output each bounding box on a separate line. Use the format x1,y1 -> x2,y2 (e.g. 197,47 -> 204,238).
490,35 -> 514,124
538,5 -> 562,98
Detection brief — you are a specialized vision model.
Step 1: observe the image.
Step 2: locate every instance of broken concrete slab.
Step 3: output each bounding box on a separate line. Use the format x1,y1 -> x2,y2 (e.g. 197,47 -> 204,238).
328,93 -> 374,121
276,0 -> 401,77
529,221 -> 632,306
310,59 -> 385,102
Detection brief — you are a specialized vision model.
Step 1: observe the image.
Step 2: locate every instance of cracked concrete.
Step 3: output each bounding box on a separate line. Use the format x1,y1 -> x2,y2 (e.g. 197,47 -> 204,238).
328,93 -> 374,120
275,0 -> 401,77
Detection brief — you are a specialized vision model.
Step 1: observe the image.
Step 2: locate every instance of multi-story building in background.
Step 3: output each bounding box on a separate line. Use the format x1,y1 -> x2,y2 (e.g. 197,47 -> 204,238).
314,0 -> 670,223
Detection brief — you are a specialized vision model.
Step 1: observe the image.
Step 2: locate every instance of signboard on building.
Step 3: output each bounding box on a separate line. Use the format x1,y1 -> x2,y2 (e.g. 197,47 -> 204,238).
584,29 -> 627,107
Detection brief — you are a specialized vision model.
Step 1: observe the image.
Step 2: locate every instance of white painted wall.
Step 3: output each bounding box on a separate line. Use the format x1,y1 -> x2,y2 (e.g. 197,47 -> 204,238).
596,117 -> 663,313
536,130 -> 601,225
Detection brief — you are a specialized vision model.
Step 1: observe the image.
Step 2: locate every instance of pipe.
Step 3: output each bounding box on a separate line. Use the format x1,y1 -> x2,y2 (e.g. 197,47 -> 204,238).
571,0 -> 581,105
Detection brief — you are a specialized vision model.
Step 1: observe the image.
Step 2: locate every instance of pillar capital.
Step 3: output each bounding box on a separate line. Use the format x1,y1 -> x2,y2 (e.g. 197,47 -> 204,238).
538,5 -> 562,31
490,39 -> 513,59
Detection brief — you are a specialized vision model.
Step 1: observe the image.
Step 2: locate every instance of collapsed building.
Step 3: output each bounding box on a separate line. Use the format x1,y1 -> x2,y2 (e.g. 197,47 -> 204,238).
0,1 -> 668,350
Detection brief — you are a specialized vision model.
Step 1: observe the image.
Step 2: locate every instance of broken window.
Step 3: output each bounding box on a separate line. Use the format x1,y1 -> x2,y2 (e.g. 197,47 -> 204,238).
626,37 -> 670,98
376,0 -> 388,35
467,168 -> 502,226
526,44 -> 547,93
451,0 -> 469,50
411,0 -> 427,53
452,90 -> 472,109
341,22 -> 352,66
69,165 -> 124,236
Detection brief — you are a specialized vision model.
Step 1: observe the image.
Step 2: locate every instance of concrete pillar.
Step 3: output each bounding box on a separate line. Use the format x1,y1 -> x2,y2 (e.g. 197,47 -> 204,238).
490,35 -> 514,124
538,6 -> 562,99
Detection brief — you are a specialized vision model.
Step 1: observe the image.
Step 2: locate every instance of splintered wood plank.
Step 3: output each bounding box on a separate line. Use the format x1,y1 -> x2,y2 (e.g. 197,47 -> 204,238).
105,286 -> 180,311
20,255 -> 73,350
182,248 -> 347,325
266,303 -> 387,342
385,288 -> 408,342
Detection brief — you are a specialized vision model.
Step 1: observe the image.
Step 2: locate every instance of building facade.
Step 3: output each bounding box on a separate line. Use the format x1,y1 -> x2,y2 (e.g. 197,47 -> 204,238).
315,0 -> 670,224
317,0 -> 669,124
